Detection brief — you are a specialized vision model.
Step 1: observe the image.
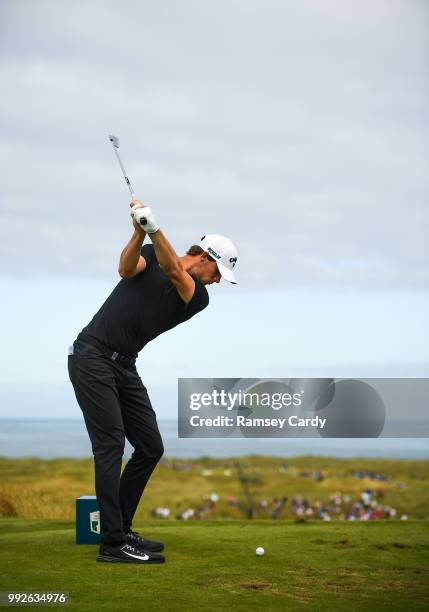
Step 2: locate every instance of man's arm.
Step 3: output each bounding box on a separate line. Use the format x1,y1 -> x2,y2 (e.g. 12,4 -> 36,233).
127,198 -> 195,302
118,227 -> 147,278
149,230 -> 195,304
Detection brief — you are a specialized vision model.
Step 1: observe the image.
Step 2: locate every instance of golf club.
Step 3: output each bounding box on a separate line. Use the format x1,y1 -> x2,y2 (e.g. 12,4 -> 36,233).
108,134 -> 136,198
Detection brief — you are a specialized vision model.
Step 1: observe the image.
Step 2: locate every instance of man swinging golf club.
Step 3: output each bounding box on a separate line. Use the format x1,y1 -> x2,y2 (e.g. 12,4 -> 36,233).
68,198 -> 238,564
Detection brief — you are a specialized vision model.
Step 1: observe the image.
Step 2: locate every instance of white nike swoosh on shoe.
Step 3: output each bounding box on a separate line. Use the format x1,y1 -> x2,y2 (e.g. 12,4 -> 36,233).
123,550 -> 150,561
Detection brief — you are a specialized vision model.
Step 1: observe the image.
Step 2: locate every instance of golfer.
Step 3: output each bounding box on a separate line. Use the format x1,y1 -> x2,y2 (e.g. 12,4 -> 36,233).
68,199 -> 238,563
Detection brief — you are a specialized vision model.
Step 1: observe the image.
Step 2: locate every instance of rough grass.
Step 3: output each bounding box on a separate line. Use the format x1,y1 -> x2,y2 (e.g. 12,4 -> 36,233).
0,456 -> 428,521
0,519 -> 428,611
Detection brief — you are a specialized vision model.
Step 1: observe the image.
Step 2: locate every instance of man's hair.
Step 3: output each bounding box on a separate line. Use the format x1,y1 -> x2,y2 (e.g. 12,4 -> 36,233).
186,245 -> 204,256
186,245 -> 216,262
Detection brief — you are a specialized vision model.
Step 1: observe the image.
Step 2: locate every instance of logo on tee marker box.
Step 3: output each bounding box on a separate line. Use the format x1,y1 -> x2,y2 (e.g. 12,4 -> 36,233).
90,510 -> 100,534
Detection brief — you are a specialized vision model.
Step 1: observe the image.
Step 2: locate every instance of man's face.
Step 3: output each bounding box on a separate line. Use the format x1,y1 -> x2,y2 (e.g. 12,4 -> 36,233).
189,256 -> 221,285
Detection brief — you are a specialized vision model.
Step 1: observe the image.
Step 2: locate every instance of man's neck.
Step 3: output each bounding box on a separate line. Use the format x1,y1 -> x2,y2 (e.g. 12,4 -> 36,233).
179,255 -> 195,273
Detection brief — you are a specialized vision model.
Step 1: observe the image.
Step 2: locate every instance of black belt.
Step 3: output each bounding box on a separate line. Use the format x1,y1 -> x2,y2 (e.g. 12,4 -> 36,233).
76,334 -> 136,368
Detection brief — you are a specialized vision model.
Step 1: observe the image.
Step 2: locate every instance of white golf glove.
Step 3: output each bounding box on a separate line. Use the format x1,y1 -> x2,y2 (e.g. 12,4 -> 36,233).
131,205 -> 159,234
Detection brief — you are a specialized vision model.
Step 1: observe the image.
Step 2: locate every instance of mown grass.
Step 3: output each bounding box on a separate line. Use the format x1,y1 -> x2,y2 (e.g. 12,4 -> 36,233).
0,519 -> 428,611
0,456 -> 428,521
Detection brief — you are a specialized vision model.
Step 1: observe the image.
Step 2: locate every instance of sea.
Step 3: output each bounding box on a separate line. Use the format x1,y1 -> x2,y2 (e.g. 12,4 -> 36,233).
0,419 -> 428,459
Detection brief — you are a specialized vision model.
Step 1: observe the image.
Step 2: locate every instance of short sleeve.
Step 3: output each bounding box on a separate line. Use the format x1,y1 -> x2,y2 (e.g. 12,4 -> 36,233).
140,244 -> 155,268
184,279 -> 209,318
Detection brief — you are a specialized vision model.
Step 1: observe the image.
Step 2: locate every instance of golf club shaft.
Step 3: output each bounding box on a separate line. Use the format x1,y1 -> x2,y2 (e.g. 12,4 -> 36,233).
111,143 -> 135,198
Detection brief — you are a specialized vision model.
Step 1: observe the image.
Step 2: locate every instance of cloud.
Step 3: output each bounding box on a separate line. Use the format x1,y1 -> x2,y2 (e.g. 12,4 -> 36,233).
0,0 -> 427,288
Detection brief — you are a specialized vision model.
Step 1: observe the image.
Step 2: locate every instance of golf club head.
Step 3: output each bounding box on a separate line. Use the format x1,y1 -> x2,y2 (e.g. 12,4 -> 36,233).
108,134 -> 120,148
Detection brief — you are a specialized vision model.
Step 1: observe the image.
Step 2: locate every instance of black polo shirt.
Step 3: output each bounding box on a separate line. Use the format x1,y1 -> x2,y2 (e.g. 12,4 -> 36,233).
77,244 -> 209,358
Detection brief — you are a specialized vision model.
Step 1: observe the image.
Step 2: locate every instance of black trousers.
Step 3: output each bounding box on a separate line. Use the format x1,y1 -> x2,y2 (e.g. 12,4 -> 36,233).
68,339 -> 164,545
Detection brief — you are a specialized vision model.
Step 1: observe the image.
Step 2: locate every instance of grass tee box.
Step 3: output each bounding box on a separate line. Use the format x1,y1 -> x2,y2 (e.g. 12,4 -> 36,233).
75,496 -> 100,544
0,519 -> 428,611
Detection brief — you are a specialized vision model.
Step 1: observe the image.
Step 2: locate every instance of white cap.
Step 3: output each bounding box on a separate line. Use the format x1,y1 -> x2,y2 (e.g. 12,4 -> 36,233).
199,234 -> 238,284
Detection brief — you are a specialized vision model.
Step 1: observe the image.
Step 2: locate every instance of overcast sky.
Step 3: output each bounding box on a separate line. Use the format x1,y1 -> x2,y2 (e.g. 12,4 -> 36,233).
0,0 -> 428,421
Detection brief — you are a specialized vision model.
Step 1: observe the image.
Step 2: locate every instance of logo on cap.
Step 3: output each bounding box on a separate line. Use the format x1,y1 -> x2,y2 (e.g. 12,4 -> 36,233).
208,247 -> 221,260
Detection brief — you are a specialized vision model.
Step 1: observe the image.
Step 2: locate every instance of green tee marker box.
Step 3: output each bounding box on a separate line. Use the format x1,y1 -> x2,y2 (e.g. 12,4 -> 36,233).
76,496 -> 100,544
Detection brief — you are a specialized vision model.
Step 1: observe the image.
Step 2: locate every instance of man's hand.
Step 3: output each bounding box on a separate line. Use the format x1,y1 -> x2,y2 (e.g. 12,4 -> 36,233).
130,198 -> 146,233
130,197 -> 145,210
131,202 -> 160,234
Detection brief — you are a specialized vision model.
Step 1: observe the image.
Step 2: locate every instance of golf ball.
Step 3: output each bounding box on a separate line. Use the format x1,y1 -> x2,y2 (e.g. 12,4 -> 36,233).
256,547 -> 265,556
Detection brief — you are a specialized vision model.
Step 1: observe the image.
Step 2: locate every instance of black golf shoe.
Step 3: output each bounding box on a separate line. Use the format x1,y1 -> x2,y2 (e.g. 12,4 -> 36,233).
97,542 -> 165,564
125,530 -> 164,552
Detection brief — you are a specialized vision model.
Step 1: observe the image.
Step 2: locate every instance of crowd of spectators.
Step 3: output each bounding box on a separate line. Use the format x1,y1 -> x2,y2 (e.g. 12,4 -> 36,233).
352,470 -> 389,482
152,460 -> 412,521
286,488 -> 407,521
152,487 -> 409,521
